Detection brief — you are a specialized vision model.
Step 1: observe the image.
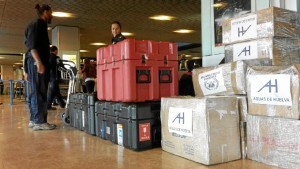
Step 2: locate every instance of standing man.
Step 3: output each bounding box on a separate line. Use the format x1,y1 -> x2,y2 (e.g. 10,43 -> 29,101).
24,4 -> 56,130
0,75 -> 3,95
47,46 -> 66,109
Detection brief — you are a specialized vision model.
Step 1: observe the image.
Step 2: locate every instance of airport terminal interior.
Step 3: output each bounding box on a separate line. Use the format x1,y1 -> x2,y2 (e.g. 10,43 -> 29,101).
0,0 -> 299,169
0,96 -> 279,169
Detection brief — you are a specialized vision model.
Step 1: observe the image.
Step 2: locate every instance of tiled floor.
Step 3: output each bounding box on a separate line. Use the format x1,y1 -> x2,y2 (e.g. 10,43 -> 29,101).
0,95 -> 280,169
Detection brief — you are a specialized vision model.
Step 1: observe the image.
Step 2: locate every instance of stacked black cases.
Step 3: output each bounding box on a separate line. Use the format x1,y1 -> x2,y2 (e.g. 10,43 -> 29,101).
116,102 -> 161,151
82,93 -> 96,135
76,93 -> 85,131
69,93 -> 79,128
95,101 -> 106,139
104,102 -> 117,143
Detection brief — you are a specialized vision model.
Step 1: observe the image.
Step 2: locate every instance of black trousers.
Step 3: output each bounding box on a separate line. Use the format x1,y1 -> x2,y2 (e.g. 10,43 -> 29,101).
85,80 -> 95,93
47,79 -> 65,108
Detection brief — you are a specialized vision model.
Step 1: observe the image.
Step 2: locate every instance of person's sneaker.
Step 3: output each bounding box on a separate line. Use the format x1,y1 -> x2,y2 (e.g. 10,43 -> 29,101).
28,121 -> 35,128
33,123 -> 56,131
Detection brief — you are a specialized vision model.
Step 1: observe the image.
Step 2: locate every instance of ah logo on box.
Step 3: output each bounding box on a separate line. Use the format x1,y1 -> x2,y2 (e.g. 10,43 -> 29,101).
238,25 -> 251,37
238,45 -> 251,57
258,79 -> 278,93
172,112 -> 184,124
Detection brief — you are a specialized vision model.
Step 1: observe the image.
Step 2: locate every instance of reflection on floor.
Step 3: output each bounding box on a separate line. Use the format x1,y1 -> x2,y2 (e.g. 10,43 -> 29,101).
0,95 -> 280,169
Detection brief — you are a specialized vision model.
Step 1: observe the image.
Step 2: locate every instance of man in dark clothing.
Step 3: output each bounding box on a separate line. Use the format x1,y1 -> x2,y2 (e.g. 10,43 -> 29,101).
179,60 -> 195,96
0,76 -> 3,95
24,4 -> 56,131
111,21 -> 126,44
47,46 -> 66,109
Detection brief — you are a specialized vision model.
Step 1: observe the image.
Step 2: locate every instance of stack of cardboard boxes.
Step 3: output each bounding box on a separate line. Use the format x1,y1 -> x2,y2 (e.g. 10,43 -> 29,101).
161,7 -> 300,168
223,7 -> 300,169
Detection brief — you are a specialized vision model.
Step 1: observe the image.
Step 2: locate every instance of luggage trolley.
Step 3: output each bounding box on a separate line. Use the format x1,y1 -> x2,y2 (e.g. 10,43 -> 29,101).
58,60 -> 77,125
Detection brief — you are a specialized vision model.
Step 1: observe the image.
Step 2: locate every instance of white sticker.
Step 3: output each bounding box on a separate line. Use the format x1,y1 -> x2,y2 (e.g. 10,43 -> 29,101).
106,126 -> 110,135
231,14 -> 257,42
233,41 -> 258,61
82,111 -> 85,127
250,74 -> 292,106
168,107 -> 193,137
198,68 -> 227,95
117,124 -> 123,146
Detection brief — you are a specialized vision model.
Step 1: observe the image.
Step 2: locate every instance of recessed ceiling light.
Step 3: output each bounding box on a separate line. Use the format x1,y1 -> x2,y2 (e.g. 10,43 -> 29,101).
185,55 -> 192,57
122,32 -> 134,36
80,50 -> 89,53
47,27 -> 52,30
52,12 -> 74,17
149,15 -> 175,21
90,42 -> 107,46
14,63 -> 23,65
173,29 -> 195,33
0,57 -> 4,59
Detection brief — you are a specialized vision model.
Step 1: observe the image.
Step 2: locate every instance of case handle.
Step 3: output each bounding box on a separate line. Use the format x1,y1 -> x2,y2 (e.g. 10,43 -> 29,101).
159,70 -> 172,83
136,70 -> 151,83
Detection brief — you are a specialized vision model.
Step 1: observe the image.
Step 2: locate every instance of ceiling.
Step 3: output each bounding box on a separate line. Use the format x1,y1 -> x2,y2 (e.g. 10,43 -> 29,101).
0,0 -> 201,66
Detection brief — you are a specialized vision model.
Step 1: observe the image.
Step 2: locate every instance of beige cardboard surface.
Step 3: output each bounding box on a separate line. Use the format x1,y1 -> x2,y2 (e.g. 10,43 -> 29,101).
193,59 -> 271,96
225,37 -> 300,65
223,7 -> 300,44
161,96 -> 241,165
246,65 -> 300,119
247,115 -> 300,169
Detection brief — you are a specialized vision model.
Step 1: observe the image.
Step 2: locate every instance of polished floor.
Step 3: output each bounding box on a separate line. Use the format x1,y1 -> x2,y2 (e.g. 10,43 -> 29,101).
0,95 -> 280,169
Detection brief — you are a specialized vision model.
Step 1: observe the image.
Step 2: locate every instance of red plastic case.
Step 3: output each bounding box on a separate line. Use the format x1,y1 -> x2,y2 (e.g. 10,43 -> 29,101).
96,39 -> 178,102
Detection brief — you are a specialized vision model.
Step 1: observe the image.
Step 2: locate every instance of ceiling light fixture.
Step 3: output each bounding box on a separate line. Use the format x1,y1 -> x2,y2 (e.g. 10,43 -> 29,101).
122,32 -> 134,36
0,57 -> 4,59
149,15 -> 175,21
90,42 -> 107,46
52,12 -> 74,17
80,50 -> 89,53
173,29 -> 195,33
47,27 -> 52,30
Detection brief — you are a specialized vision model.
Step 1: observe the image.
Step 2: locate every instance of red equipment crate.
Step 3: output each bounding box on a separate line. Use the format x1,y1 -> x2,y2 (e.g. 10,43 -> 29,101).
111,39 -> 159,102
96,39 -> 178,102
96,45 -> 113,101
112,59 -> 159,102
157,41 -> 178,97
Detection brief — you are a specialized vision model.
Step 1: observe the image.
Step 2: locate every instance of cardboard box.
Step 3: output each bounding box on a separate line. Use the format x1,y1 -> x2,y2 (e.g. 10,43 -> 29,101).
161,96 -> 241,165
225,37 -> 300,65
246,65 -> 300,119
247,115 -> 300,169
192,59 -> 271,96
222,7 -> 300,44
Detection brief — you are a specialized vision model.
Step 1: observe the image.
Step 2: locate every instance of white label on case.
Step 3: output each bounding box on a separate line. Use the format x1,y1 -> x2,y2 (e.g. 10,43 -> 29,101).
233,41 -> 258,61
82,111 -> 85,127
106,126 -> 110,135
168,107 -> 193,137
198,68 -> 227,95
231,14 -> 257,42
250,74 -> 292,106
117,124 -> 123,146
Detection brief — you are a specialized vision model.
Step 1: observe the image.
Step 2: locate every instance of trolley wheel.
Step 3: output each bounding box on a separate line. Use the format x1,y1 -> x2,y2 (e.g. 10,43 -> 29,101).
60,112 -> 66,120
62,115 -> 70,125
61,111 -> 70,125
